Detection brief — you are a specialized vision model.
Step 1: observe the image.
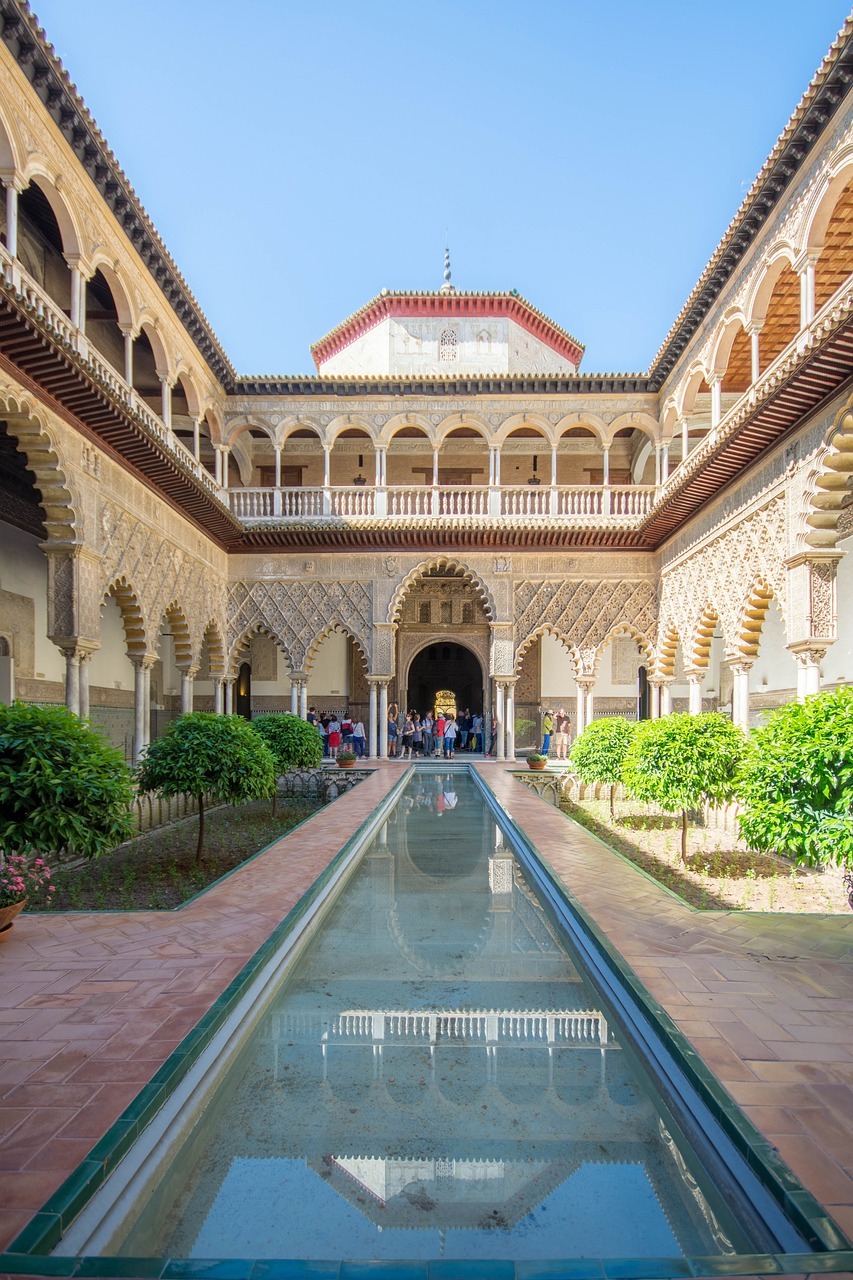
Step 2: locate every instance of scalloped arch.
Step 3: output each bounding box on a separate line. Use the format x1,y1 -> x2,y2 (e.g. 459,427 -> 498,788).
159,599 -> 193,670
0,392 -> 80,542
305,621 -> 369,674
387,558 -> 497,625
801,394 -> 853,549
102,576 -> 148,658
514,624 -> 578,677
228,620 -> 294,678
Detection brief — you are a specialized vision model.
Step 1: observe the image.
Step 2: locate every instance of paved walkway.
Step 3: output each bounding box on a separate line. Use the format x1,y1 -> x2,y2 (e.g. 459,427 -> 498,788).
0,762 -> 851,1271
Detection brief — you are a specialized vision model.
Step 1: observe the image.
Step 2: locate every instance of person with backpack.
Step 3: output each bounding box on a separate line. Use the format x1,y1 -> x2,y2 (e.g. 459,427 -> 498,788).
541,709 -> 554,756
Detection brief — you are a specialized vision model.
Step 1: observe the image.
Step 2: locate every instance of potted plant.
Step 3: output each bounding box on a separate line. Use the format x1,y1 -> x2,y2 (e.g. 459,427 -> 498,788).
336,750 -> 358,769
0,855 -> 56,934
526,752 -> 548,770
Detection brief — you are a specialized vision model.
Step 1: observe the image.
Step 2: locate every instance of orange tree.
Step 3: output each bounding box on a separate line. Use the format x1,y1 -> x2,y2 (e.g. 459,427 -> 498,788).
621,712 -> 746,863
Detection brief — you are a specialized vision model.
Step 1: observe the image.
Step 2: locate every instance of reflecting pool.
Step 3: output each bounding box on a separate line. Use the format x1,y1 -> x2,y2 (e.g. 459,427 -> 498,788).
112,772 -> 760,1261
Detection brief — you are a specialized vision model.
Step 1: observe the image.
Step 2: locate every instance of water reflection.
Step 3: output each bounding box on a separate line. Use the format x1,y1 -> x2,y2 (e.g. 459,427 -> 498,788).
116,774 -> 747,1261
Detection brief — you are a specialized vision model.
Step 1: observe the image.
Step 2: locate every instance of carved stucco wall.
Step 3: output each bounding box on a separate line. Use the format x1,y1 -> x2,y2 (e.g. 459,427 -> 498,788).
513,577 -> 658,676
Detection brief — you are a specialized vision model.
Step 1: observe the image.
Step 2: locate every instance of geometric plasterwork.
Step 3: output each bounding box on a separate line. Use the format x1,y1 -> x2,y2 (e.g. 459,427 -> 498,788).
513,578 -> 657,674
659,493 -> 788,665
227,579 -> 372,671
97,501 -> 225,659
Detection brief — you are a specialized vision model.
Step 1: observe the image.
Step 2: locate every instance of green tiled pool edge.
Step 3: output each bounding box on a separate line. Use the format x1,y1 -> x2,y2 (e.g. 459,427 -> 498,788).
3,762 -> 853,1280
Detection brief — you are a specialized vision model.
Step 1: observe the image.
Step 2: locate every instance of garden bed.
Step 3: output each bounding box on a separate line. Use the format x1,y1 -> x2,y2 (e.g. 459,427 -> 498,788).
560,796 -> 849,913
26,797 -> 321,912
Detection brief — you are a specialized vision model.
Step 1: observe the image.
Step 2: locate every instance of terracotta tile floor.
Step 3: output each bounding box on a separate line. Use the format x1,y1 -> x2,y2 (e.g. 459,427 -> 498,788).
0,761 -> 852,1273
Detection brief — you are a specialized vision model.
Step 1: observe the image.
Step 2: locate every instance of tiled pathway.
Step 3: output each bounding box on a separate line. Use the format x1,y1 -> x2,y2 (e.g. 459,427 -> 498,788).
0,761 -> 852,1273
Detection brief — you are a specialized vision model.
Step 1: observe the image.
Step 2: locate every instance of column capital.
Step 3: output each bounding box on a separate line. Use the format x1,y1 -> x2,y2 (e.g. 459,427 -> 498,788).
130,653 -> 158,672
788,643 -> 827,664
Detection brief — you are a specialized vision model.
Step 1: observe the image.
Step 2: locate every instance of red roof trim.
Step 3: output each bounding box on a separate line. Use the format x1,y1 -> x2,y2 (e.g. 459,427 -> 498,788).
311,294 -> 584,370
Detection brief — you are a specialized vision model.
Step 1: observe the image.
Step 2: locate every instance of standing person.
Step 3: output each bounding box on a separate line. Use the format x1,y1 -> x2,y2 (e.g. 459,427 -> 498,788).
457,709 -> 469,753
471,712 -> 484,753
307,706 -> 319,729
434,711 -> 446,757
341,712 -> 354,752
554,707 -> 570,760
352,717 -> 366,758
422,711 -> 434,758
327,714 -> 341,760
318,715 -> 329,757
400,712 -> 415,760
488,713 -> 498,756
412,713 -> 423,757
444,715 -> 457,759
387,709 -> 399,757
541,709 -> 554,756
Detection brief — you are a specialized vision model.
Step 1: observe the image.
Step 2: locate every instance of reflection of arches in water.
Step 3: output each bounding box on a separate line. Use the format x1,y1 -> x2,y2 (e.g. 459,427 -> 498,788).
407,642 -> 484,716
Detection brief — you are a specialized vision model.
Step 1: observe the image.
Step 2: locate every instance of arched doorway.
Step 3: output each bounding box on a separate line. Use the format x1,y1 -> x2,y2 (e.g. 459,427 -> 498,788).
236,661 -> 251,719
406,642 -> 483,717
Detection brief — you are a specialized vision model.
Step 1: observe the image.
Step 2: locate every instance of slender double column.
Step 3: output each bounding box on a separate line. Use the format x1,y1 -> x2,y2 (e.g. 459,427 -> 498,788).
131,655 -> 157,763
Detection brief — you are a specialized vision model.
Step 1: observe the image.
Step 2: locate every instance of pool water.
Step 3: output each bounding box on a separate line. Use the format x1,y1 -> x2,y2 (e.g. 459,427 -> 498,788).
111,772 -> 761,1261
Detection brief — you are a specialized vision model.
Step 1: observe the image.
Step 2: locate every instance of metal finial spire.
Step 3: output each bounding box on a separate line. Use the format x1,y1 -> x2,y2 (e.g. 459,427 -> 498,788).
440,243 -> 455,294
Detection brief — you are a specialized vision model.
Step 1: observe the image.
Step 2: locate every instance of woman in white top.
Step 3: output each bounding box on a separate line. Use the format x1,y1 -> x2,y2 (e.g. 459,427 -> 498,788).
352,719 -> 366,758
443,716 -> 457,758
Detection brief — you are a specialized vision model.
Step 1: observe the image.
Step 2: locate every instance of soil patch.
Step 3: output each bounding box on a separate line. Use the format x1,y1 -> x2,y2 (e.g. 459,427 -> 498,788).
560,797 -> 849,913
27,798 -> 321,911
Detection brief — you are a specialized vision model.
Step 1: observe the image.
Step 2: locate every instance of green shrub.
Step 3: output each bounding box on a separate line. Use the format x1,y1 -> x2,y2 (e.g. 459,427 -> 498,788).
570,717 -> 637,818
621,713 -> 745,862
251,713 -> 322,771
737,687 -> 853,869
136,712 -> 276,861
0,701 -> 134,860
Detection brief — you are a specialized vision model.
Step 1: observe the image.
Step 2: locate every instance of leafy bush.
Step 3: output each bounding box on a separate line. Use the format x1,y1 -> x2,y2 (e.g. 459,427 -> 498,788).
251,713 -> 322,771
621,713 -> 745,862
737,687 -> 853,869
136,713 -> 276,861
570,717 -> 637,817
0,701 -> 134,860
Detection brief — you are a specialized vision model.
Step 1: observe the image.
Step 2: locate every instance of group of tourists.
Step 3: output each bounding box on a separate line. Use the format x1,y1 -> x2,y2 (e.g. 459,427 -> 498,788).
541,706 -> 572,757
388,707 -> 486,759
306,707 -> 367,758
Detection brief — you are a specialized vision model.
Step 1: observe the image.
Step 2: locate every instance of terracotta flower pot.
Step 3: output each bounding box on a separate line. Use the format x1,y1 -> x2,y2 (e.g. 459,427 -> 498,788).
528,759 -> 547,771
337,758 -> 357,769
0,898 -> 27,935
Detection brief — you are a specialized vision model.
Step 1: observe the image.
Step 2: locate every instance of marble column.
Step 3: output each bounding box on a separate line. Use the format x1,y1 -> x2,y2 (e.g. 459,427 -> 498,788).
687,672 -> 703,715
379,681 -> 389,760
368,681 -> 378,758
180,668 -> 195,714
505,682 -> 516,761
78,651 -> 91,719
213,677 -> 224,715
495,682 -> 505,761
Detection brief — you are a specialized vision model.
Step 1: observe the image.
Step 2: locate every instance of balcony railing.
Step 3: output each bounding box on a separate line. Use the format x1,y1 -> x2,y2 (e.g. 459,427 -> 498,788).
226,482 -> 658,525
0,244 -> 221,500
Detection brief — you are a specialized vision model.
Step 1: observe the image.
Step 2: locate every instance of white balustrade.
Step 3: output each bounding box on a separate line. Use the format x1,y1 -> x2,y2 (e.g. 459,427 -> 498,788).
329,486 -> 376,517
273,1007 -> 610,1047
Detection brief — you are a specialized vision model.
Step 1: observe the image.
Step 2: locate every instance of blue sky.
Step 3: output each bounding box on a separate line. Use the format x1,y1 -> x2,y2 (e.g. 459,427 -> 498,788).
30,1 -> 849,375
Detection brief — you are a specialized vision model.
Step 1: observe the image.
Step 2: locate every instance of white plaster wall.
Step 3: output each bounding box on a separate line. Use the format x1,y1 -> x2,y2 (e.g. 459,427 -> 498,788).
539,633 -> 577,700
750,600 -> 796,693
0,522 -> 63,680
249,646 -> 292,696
307,630 -> 349,697
821,535 -> 853,686
87,595 -> 135,689
318,315 -> 578,376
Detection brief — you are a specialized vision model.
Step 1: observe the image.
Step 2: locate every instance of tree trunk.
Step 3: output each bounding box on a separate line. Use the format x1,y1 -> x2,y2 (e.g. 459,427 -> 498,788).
681,808 -> 688,864
609,783 -> 616,821
195,794 -> 205,864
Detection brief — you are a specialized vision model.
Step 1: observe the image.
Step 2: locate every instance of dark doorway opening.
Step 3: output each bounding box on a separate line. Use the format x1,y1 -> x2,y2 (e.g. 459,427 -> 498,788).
236,662 -> 252,719
407,644 -> 483,717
